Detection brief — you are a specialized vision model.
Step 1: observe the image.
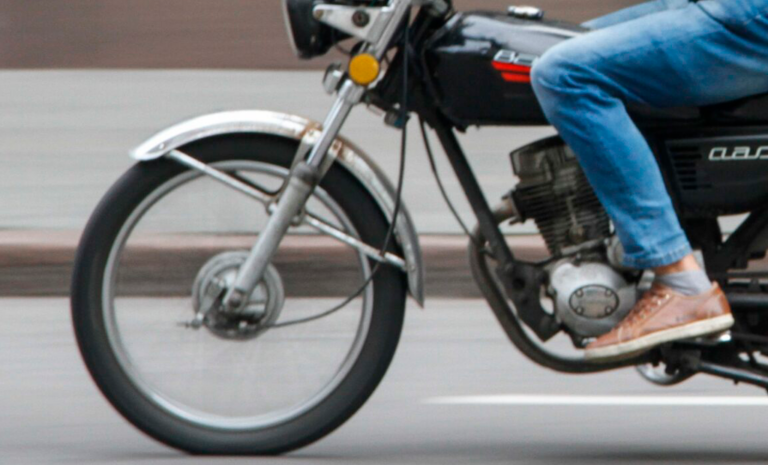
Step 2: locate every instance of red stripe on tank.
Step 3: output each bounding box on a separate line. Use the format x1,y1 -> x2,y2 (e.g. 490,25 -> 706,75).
501,72 -> 531,83
492,62 -> 531,73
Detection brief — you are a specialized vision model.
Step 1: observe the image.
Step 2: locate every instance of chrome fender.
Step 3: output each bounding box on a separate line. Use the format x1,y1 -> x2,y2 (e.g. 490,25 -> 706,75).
131,110 -> 425,306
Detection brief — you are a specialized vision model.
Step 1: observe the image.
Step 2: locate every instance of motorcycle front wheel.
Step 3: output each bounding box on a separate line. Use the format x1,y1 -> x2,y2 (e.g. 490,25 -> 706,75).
71,134 -> 407,455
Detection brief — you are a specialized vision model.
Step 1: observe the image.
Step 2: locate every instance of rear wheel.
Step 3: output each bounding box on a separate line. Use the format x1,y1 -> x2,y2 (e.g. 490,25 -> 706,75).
71,134 -> 407,454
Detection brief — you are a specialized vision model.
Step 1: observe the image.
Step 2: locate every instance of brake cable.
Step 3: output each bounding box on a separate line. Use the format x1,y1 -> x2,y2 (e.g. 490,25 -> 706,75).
266,23 -> 411,329
418,117 -> 483,249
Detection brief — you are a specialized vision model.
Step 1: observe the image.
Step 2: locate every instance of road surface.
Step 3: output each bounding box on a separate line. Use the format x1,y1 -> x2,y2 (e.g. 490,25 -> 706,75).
2,297 -> 766,464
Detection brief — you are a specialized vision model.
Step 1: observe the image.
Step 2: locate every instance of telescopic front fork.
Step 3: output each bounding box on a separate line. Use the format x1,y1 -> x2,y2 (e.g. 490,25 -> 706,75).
220,0 -> 416,312
221,81 -> 365,312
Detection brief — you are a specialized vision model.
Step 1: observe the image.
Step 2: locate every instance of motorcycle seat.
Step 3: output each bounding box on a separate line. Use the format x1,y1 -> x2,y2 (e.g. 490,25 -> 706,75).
630,93 -> 768,124
704,93 -> 768,123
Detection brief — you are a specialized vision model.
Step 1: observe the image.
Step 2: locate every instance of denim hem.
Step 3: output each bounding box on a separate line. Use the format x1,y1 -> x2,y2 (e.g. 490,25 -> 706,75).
622,242 -> 692,269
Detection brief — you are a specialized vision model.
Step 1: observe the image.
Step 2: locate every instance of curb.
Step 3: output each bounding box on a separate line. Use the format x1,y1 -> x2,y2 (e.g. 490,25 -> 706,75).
0,231 -> 548,298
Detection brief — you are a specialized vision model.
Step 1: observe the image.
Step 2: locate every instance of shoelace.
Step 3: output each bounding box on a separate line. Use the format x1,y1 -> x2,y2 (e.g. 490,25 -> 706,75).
612,287 -> 671,332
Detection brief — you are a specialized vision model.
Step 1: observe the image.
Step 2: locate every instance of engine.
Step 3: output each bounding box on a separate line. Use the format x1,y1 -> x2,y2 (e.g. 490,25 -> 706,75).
508,137 -> 637,337
510,136 -> 610,256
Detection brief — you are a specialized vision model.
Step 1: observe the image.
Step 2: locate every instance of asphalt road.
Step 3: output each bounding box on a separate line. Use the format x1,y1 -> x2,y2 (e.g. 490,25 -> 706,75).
3,297 -> 767,464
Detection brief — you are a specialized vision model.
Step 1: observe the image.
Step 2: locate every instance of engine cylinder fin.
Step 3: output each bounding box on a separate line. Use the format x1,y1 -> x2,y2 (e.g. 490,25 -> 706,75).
510,137 -> 611,256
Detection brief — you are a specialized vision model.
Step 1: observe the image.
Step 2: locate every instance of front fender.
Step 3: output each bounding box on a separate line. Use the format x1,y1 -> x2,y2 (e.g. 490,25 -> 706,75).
131,110 -> 425,306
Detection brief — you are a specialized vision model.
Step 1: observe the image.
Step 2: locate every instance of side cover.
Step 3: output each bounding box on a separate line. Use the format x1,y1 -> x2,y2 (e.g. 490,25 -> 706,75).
131,110 -> 425,306
657,127 -> 768,217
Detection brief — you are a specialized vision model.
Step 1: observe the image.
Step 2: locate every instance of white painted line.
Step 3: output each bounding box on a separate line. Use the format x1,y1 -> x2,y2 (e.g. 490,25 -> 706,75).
424,395 -> 768,407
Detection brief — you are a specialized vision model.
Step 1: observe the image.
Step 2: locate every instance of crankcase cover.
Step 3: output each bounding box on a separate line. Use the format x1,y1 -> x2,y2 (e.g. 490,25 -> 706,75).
568,285 -> 619,319
548,261 -> 636,337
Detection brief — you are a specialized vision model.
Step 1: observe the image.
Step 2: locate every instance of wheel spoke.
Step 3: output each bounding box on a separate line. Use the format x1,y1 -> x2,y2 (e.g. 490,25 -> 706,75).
73,145 -> 405,453
102,160 -> 373,429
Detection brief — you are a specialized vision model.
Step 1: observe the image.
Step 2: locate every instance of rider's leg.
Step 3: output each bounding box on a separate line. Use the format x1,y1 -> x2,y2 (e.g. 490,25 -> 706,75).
531,0 -> 768,357
572,0 -> 709,288
532,0 -> 768,270
582,0 -> 689,30
576,0 -> 707,286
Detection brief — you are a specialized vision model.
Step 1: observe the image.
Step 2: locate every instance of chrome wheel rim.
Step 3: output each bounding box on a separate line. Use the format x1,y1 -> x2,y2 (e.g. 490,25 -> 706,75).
101,160 -> 373,431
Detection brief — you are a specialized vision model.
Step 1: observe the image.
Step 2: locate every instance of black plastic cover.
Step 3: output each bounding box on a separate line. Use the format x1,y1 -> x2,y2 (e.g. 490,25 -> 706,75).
658,128 -> 768,216
283,0 -> 394,59
283,0 -> 338,59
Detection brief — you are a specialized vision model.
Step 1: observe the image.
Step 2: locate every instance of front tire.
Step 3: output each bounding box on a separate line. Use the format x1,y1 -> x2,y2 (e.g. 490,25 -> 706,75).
71,134 -> 407,454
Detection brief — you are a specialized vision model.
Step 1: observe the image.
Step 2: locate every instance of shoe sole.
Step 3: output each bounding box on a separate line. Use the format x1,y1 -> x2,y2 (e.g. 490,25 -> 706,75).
584,314 -> 735,362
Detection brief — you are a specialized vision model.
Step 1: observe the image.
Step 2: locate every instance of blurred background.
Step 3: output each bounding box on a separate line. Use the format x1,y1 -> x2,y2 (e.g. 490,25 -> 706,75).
0,0 -> 638,296
0,1 -> 634,68
4,2 -> 766,464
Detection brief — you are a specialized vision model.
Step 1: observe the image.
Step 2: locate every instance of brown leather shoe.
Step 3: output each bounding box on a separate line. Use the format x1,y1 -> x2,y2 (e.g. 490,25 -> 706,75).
584,282 -> 733,361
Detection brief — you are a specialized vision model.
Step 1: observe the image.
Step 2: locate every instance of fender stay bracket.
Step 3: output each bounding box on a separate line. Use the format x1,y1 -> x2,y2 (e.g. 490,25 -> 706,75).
131,110 -> 425,306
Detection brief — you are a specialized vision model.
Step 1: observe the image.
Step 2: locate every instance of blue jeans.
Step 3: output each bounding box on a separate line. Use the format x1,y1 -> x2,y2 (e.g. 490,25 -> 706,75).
531,0 -> 768,268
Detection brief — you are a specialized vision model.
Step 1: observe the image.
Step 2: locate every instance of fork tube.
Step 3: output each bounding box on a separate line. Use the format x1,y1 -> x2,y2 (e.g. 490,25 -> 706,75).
222,81 -> 364,311
223,162 -> 317,311
306,82 -> 364,168
222,0 -> 415,311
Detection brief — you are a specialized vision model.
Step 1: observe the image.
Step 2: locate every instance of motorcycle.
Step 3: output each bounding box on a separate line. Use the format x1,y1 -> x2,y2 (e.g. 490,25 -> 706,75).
70,0 -> 768,455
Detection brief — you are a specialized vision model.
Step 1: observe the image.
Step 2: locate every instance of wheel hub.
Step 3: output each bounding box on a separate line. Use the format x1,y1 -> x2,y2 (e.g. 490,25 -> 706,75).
191,251 -> 284,340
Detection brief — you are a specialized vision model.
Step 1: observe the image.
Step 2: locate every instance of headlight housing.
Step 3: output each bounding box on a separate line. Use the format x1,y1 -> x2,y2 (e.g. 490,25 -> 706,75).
282,0 -> 344,59
282,1 -> 389,59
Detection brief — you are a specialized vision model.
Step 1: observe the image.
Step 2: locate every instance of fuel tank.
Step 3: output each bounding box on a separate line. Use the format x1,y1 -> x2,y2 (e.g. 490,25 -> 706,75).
422,9 -> 768,129
423,11 -> 585,127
